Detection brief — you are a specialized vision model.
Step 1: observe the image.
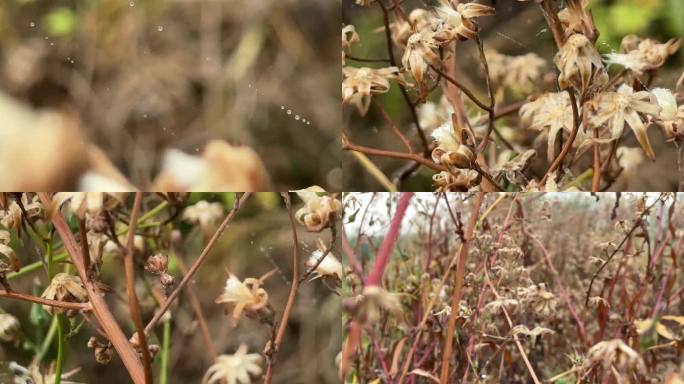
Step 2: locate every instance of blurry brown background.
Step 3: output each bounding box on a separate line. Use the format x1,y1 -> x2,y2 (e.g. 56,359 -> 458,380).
0,0 -> 341,190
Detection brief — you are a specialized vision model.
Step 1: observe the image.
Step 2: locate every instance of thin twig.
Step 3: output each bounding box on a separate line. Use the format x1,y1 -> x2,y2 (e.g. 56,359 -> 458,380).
475,36 -> 496,153
143,193 -> 252,335
124,192 -> 152,384
430,64 -> 491,112
263,193 -> 301,384
374,98 -> 414,153
0,290 -> 92,311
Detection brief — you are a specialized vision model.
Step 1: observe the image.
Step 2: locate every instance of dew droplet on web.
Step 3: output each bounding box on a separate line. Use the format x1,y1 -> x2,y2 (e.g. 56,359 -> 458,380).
286,109 -> 292,115
29,22 -> 35,28
157,25 -> 164,32
294,115 -> 300,121
280,106 -> 285,110
129,1 -> 135,6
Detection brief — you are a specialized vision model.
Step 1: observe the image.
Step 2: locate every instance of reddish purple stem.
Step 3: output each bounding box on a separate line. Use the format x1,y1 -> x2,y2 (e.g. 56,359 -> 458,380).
364,192 -> 414,287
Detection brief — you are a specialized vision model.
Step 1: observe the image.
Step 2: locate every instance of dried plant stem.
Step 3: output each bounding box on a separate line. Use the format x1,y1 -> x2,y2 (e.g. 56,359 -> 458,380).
430,64 -> 491,112
174,253 -> 218,361
55,315 -> 64,384
143,193 -> 252,335
541,89 -> 580,185
263,193 -> 301,384
159,316 -> 171,384
377,0 -> 429,152
475,36 -> 496,153
439,192 -> 483,383
0,290 -> 91,311
592,128 -> 602,191
124,192 -> 152,384
343,137 -> 505,191
38,192 -> 146,384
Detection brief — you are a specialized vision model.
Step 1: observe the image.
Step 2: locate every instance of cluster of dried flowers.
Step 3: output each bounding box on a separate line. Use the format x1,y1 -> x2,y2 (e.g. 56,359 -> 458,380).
342,0 -> 684,191
0,191 -> 340,384
340,192 -> 684,383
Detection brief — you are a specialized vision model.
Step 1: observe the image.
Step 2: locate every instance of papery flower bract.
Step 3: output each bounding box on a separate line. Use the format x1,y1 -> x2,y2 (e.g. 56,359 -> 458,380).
584,339 -> 646,376
50,192 -> 125,219
430,122 -> 475,169
294,187 -> 341,232
432,169 -> 480,192
605,35 -> 681,75
586,84 -> 661,160
40,273 -> 88,315
202,344 -> 263,384
555,33 -> 607,95
434,0 -> 495,41
215,274 -> 269,325
0,193 -> 41,233
401,30 -> 440,86
342,66 -> 402,116
0,313 -> 20,342
651,88 -> 684,138
0,230 -> 20,274
389,9 -> 432,48
341,25 -> 359,65
306,249 -> 343,289
520,92 -> 576,161
182,200 -> 224,231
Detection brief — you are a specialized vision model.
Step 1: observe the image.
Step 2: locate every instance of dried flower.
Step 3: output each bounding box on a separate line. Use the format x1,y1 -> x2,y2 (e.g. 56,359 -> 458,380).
401,30 -> 440,86
520,92 -> 576,161
342,66 -> 402,115
432,169 -> 480,192
389,9 -> 432,48
202,344 -> 263,384
555,33 -> 607,95
216,274 -> 269,325
517,284 -> 557,316
433,0 -> 495,41
294,187 -> 341,232
0,313 -> 20,342
87,337 -> 113,364
144,253 -> 168,275
342,25 -> 359,65
40,273 -> 88,315
352,286 -> 403,326
153,140 -> 270,191
49,192 -> 125,219
557,0 -> 596,40
306,248 -> 343,290
605,36 -> 681,75
430,122 -> 475,169
182,200 -> 224,230
0,230 -> 20,276
586,84 -> 661,160
8,361 -> 83,384
584,339 -> 646,376
0,194 -> 41,232
486,50 -> 546,92
651,88 -> 684,139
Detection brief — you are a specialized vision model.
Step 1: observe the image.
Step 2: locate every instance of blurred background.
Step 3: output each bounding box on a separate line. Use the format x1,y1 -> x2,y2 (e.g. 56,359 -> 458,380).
0,193 -> 341,383
0,0 -> 341,190
342,0 -> 684,191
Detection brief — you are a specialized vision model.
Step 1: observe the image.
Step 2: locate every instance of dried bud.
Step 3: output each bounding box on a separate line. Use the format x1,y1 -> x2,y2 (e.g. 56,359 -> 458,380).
40,273 -> 88,315
88,337 -> 113,364
144,253 -> 168,275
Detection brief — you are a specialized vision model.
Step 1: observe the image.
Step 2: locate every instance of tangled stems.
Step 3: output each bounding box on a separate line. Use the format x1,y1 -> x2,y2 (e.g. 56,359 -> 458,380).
540,89 -> 581,185
124,192 -> 152,384
343,135 -> 505,191
439,192 -> 483,383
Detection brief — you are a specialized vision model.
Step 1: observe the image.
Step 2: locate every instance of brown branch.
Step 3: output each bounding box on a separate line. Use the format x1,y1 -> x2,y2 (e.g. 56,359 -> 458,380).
143,193 -> 252,335
124,193 -> 152,384
77,218 -> 91,277
439,193 -> 484,383
0,290 -> 92,311
263,193 -> 301,384
592,128 -> 601,192
343,136 -> 504,191
475,36 -> 496,153
37,193 -> 145,384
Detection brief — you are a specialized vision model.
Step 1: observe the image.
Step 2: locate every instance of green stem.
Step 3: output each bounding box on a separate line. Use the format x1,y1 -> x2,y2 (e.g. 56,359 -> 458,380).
54,315 -> 64,384
36,316 -> 58,362
7,253 -> 68,280
138,201 -> 169,224
160,316 -> 171,384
